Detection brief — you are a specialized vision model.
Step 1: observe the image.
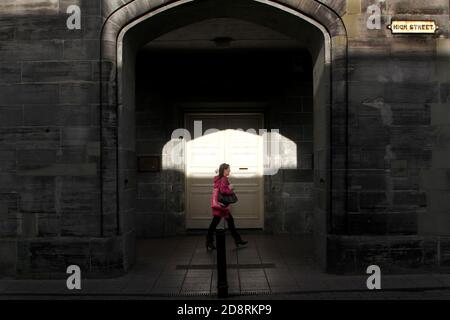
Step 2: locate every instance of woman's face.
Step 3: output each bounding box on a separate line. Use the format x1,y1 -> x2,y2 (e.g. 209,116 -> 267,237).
224,166 -> 230,176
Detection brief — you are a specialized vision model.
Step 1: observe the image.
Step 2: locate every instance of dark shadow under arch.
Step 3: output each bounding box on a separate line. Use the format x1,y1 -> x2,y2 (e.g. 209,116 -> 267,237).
99,0 -> 348,272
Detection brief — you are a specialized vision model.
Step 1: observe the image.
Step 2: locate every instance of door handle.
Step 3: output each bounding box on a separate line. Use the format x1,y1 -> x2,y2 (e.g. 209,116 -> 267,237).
239,167 -> 248,170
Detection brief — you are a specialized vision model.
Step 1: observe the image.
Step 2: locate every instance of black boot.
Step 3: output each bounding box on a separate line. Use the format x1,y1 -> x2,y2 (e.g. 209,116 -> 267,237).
234,236 -> 248,247
206,216 -> 221,251
230,231 -> 248,247
226,215 -> 248,247
205,236 -> 216,251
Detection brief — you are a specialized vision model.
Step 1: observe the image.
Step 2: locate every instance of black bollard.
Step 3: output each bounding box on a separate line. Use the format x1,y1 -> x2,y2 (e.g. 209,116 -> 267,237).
216,229 -> 228,298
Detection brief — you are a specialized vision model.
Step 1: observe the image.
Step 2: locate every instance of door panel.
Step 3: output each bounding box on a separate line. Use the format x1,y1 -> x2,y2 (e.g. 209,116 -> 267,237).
185,113 -> 264,229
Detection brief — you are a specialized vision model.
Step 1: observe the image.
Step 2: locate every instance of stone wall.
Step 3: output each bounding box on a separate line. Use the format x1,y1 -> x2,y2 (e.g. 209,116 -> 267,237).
327,0 -> 450,273
0,0 -> 448,277
0,0 -> 116,278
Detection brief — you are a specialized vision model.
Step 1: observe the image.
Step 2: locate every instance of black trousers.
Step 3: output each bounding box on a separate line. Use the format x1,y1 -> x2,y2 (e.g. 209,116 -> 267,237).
207,214 -> 240,241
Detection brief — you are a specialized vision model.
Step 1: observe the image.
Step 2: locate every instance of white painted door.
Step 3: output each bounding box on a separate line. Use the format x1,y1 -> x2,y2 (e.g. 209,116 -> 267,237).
185,113 -> 264,229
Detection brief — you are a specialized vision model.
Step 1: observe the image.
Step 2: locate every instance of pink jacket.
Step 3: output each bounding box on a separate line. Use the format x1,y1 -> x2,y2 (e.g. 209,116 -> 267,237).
211,175 -> 234,218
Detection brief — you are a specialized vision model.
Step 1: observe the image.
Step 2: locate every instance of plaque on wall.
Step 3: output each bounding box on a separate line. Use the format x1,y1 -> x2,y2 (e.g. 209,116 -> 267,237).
388,20 -> 438,34
138,156 -> 161,172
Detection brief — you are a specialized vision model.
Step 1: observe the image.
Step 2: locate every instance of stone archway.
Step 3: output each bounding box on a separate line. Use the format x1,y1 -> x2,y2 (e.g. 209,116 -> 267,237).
99,0 -> 347,272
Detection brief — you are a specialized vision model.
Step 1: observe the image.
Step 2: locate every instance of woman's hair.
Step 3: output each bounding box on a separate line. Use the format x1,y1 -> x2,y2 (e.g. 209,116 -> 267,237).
217,163 -> 230,179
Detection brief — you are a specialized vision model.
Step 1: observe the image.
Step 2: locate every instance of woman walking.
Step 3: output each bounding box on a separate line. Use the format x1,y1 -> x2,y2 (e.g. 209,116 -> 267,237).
206,163 -> 248,250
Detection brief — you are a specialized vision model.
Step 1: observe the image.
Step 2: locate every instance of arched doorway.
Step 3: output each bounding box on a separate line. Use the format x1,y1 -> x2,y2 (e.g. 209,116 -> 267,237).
99,0 -> 347,273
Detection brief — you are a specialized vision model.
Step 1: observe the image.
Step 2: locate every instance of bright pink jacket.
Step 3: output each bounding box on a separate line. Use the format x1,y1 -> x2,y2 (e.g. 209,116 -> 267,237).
211,175 -> 234,218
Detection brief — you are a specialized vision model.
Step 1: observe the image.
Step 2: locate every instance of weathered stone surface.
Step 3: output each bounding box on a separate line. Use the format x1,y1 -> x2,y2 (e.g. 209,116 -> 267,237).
17,238 -> 91,276
64,40 -> 100,60
37,213 -> 60,237
89,236 -> 124,275
0,150 -> 15,174
347,213 -> 388,235
136,199 -> 165,213
384,0 -> 448,15
59,83 -> 100,105
421,169 -> 450,190
349,171 -> 386,190
0,239 -> 16,276
23,105 -> 99,126
102,0 -> 129,18
0,193 -> 19,237
0,0 -> 59,16
348,60 -> 437,84
390,126 -> 433,150
137,183 -> 165,198
432,148 -> 450,169
0,63 -> 21,84
14,16 -> 83,40
60,0 -> 101,16
359,192 -> 388,209
15,127 -> 60,149
0,23 -> 15,41
17,149 -> 56,169
390,104 -> 431,126
285,197 -> 314,211
0,40 -> 63,61
0,106 -> 23,127
93,61 -> 115,82
61,212 -> 100,237
62,127 -> 99,146
0,84 -> 59,104
22,61 -> 93,83
327,235 -> 439,273
320,0 -> 347,16
388,212 -> 418,235
18,163 -> 97,177
431,103 -> 450,126
283,169 -> 314,182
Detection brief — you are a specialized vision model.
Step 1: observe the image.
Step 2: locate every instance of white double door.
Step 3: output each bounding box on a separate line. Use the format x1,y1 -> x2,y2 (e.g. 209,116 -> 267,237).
185,113 -> 264,229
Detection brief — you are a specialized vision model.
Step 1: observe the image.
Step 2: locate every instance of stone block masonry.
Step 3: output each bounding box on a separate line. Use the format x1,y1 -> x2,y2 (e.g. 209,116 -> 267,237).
0,0 -> 448,278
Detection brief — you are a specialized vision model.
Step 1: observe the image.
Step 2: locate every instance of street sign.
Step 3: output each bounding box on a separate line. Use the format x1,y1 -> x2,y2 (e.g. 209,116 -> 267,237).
388,20 -> 438,34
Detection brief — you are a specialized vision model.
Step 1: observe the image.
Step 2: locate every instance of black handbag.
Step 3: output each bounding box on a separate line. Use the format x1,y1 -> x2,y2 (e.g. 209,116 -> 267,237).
218,191 -> 238,205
